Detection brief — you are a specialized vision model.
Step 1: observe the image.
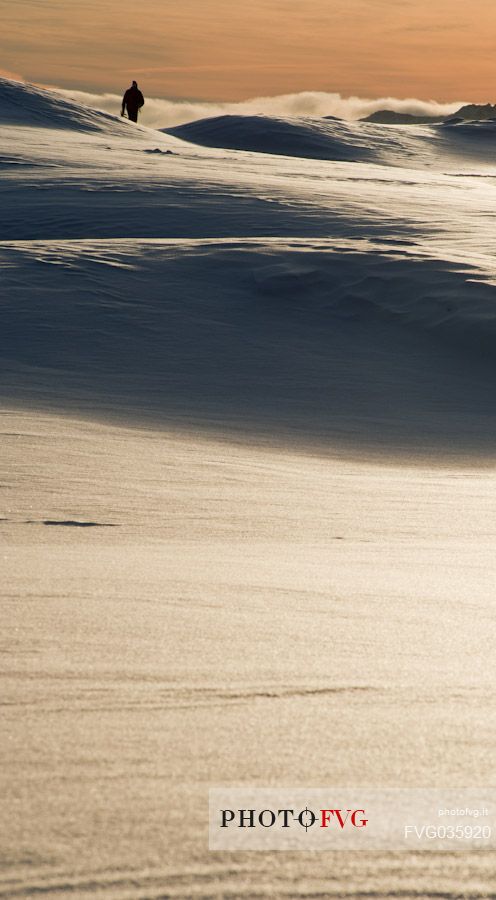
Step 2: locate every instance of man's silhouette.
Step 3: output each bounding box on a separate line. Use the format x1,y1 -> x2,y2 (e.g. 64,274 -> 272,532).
121,80 -> 145,123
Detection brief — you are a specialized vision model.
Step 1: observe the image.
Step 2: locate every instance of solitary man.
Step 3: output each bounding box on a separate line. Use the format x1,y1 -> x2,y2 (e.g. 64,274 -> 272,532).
121,81 -> 144,122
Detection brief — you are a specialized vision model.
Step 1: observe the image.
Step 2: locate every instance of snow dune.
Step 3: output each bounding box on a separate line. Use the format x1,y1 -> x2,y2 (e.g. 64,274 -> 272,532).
2,238 -> 496,459
167,110 -> 496,170
0,76 -> 131,134
1,78 -> 496,899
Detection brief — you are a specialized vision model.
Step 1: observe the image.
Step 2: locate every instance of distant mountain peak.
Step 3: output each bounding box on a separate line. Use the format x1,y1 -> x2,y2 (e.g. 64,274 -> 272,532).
361,103 -> 496,126
455,103 -> 496,120
361,110 -> 446,125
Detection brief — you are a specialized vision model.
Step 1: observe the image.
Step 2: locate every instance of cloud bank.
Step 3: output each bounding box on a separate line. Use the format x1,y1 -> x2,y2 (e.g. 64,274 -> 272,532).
56,87 -> 464,129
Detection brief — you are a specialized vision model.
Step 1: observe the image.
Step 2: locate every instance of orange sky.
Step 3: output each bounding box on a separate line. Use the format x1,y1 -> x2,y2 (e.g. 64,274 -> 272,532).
1,0 -> 496,101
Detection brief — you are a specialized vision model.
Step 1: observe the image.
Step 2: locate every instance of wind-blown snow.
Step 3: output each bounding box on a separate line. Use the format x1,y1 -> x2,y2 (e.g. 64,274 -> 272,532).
57,85 -> 463,129
1,77 -> 496,900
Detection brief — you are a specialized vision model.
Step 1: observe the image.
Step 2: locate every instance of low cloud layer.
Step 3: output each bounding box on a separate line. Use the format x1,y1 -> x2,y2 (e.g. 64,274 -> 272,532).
57,87 -> 464,129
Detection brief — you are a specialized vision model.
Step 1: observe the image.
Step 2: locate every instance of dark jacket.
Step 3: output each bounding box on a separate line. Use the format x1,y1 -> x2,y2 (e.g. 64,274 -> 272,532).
122,86 -> 145,113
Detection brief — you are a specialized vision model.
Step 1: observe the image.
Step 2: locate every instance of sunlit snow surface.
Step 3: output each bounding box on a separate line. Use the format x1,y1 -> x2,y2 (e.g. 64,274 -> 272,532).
1,78 -> 496,898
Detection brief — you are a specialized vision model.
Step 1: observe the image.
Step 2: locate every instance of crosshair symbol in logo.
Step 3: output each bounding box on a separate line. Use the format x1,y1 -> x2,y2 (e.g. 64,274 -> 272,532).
300,807 -> 314,831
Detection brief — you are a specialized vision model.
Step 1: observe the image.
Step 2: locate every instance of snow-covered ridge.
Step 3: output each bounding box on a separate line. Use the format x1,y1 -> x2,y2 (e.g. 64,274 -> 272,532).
2,76 -> 496,171
0,76 -> 131,134
166,112 -> 496,169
